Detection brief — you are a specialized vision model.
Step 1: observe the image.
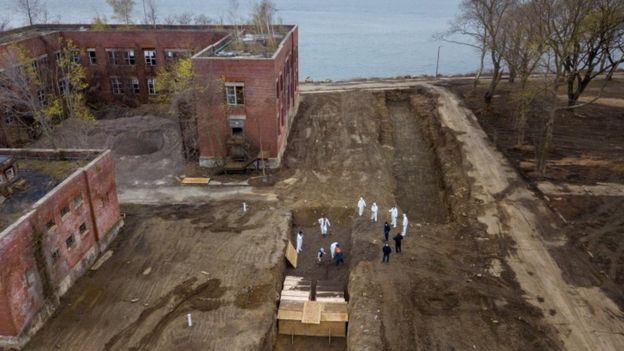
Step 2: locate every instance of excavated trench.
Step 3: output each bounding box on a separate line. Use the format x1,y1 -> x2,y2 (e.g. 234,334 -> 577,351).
272,88 -> 452,350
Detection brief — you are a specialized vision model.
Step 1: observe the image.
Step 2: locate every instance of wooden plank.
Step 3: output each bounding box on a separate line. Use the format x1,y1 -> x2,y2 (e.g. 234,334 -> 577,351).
90,250 -> 113,271
277,309 -> 302,321
302,301 -> 322,324
181,177 -> 210,184
285,241 -> 298,268
278,320 -> 347,337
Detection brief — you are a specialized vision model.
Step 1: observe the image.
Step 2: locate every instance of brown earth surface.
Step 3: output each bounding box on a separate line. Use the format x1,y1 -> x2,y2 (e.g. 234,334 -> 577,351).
18,78 -> 624,351
443,77 -> 624,299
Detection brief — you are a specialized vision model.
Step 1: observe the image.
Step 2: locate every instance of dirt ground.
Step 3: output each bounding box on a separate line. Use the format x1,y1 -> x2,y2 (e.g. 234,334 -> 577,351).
31,114 -> 186,189
24,202 -> 291,351
19,77 -> 624,350
444,77 -> 624,299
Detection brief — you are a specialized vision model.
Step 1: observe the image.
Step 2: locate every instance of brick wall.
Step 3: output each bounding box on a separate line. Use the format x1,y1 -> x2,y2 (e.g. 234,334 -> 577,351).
0,149 -> 122,348
194,26 -> 299,166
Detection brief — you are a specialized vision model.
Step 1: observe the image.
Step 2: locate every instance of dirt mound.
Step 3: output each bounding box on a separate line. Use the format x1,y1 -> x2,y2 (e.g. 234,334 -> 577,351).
31,115 -> 185,188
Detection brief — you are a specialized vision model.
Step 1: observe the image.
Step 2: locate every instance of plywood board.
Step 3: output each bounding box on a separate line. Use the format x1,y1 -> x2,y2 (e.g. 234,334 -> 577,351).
181,177 -> 211,184
302,301 -> 322,324
285,241 -> 298,268
321,303 -> 349,322
278,320 -> 347,337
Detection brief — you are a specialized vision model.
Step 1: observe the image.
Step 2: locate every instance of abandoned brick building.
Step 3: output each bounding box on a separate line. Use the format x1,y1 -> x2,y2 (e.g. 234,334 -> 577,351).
0,24 -> 299,169
0,148 -> 122,349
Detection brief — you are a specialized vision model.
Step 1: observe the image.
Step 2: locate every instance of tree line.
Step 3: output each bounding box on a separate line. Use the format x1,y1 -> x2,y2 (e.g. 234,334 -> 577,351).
440,0 -> 624,176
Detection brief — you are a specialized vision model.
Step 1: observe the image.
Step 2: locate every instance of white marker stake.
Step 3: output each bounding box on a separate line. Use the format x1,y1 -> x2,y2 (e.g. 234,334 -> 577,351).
242,202 -> 248,212
187,313 -> 193,327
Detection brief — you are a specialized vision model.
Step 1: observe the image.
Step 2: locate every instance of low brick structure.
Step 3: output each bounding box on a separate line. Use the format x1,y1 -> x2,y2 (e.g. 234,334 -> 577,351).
0,24 -> 299,168
0,149 -> 123,349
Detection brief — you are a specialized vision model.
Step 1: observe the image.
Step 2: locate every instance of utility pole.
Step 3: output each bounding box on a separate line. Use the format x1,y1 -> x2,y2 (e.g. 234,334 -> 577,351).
435,45 -> 442,80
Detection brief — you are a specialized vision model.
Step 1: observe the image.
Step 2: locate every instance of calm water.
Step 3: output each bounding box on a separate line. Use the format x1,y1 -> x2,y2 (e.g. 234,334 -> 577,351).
1,0 -> 479,80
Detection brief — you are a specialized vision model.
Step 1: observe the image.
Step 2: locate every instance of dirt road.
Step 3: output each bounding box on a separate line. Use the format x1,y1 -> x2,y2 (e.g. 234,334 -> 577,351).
433,85 -> 624,350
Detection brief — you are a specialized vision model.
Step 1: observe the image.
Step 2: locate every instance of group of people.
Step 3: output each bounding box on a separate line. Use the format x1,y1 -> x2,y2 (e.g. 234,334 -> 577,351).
358,197 -> 408,264
293,197 -> 410,267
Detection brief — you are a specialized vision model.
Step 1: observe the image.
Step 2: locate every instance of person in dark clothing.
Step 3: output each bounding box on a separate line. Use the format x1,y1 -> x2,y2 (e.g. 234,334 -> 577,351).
393,233 -> 404,253
334,246 -> 345,265
382,243 -> 392,263
383,221 -> 391,241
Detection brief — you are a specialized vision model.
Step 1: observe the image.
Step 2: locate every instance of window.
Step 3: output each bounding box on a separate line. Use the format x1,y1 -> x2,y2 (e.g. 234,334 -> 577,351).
65,234 -> 75,249
111,77 -> 123,95
87,49 -> 97,65
37,89 -> 47,106
79,223 -> 88,235
107,49 -> 135,65
46,219 -> 56,230
165,49 -> 190,62
225,83 -> 244,105
147,78 -> 156,95
58,79 -> 68,94
124,50 -> 136,65
71,50 -> 81,64
25,269 -> 36,287
51,249 -> 60,262
132,78 -> 140,94
5,167 -> 15,180
60,205 -> 70,218
73,195 -> 83,208
144,49 -> 156,66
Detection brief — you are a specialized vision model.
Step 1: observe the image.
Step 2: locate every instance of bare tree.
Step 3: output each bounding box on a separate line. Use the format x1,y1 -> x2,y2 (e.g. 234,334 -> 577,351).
250,0 -> 278,48
0,43 -> 92,148
143,0 -> 158,27
536,0 -> 624,106
441,0 -> 515,101
163,13 -> 193,25
15,0 -> 47,26
194,14 -> 212,25
0,16 -> 11,32
106,0 -> 135,25
499,1 -> 547,145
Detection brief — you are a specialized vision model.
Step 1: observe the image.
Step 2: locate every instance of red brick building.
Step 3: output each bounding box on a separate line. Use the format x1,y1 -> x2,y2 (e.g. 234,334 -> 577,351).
0,24 -> 299,168
0,149 -> 122,349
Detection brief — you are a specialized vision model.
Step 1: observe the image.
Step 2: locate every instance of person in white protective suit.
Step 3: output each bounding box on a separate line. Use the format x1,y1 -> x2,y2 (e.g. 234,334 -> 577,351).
402,213 -> 409,236
318,215 -> 331,236
357,197 -> 366,216
389,206 -> 398,227
370,202 -> 378,222
296,231 -> 304,253
330,242 -> 339,259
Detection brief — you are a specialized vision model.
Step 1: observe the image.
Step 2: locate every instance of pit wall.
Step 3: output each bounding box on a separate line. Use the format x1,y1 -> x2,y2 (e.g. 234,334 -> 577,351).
0,149 -> 123,350
345,88 -> 472,350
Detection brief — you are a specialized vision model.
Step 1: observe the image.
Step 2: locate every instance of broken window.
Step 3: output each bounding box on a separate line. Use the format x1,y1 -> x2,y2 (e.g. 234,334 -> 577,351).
164,49 -> 190,62
79,223 -> 88,235
111,77 -> 123,95
147,78 -> 156,95
143,49 -> 156,66
37,89 -> 47,106
107,49 -> 135,65
46,219 -> 56,230
58,78 -> 68,95
225,83 -> 244,105
71,50 -> 81,64
60,205 -> 70,218
124,50 -> 136,65
131,78 -> 140,94
65,234 -> 75,249
73,194 -> 83,208
5,167 -> 15,180
87,48 -> 97,65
